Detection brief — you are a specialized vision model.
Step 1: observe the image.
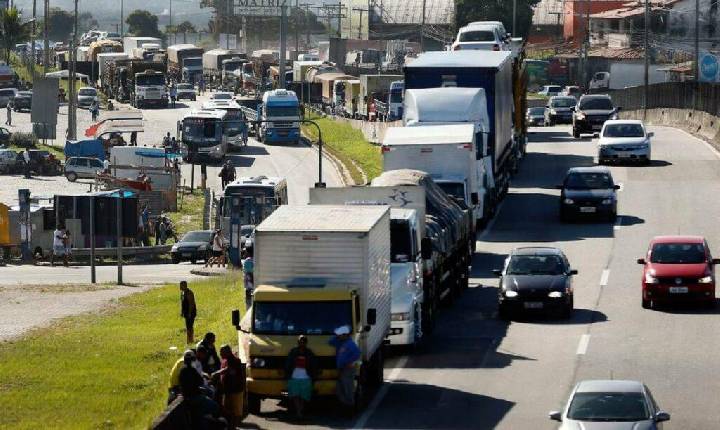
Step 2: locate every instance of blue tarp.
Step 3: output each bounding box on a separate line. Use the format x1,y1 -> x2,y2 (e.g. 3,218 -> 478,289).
64,139 -> 105,161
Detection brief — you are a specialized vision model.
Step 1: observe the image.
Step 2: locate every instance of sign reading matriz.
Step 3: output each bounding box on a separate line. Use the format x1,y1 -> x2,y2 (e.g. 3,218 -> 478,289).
238,0 -> 290,16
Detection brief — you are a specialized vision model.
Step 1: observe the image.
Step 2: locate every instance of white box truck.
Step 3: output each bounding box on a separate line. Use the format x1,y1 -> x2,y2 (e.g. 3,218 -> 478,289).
123,36 -> 162,57
383,124 -> 482,227
232,205 -> 391,413
404,87 -> 496,227
309,187 -> 425,346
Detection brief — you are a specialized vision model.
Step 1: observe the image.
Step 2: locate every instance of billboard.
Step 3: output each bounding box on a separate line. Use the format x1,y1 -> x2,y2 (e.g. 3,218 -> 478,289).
237,0 -> 290,16
31,77 -> 59,126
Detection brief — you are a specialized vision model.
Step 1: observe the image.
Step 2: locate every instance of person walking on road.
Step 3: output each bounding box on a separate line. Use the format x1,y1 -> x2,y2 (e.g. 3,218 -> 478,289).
51,225 -> 67,267
241,247 -> 254,306
163,132 -> 171,147
23,148 -> 31,178
64,230 -> 72,262
169,84 -> 177,108
180,281 -> 197,344
5,101 -> 11,125
329,325 -> 360,413
211,344 -> 247,428
91,101 -> 99,121
206,229 -> 226,268
285,335 -> 318,420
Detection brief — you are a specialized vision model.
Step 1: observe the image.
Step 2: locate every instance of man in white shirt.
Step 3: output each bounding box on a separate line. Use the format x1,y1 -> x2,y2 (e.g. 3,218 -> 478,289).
51,227 -> 67,267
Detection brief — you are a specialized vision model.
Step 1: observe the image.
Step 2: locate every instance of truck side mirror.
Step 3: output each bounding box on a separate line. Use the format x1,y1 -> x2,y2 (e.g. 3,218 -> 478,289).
231,309 -> 240,328
366,308 -> 377,326
471,192 -> 479,205
421,237 -> 432,260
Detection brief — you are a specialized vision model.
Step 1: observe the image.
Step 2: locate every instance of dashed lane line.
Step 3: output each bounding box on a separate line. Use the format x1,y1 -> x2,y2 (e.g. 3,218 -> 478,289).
576,334 -> 591,355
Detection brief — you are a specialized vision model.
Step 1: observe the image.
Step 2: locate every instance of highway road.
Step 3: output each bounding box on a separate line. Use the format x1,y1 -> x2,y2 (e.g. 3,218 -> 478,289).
242,124 -> 720,429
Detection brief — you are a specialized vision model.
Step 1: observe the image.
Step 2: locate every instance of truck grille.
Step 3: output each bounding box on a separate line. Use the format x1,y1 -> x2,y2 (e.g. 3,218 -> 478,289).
273,121 -> 294,128
250,355 -> 337,370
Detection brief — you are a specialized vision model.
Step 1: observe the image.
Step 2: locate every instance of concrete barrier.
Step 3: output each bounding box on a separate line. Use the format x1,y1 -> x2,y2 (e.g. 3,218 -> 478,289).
332,116 -> 403,144
620,108 -> 720,150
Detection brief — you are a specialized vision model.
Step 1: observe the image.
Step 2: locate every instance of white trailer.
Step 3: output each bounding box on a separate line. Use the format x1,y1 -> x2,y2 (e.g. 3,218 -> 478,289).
383,124 -> 482,226
123,37 -> 162,57
97,52 -> 129,83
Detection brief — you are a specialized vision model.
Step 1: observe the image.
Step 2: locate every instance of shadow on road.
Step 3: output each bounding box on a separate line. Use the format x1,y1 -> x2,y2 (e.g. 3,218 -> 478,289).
527,129 -> 578,143
363,382 -> 514,429
510,308 -> 609,325
618,215 -> 645,227
226,155 -> 257,168
512,152 -> 596,190
653,299 -> 720,315
232,146 -> 269,156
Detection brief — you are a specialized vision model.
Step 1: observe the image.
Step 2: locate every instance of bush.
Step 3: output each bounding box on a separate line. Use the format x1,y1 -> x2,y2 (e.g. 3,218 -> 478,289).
9,132 -> 38,148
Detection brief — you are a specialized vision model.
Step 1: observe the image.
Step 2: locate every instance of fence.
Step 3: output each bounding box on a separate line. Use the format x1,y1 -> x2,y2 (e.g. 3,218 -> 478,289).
606,82 -> 720,117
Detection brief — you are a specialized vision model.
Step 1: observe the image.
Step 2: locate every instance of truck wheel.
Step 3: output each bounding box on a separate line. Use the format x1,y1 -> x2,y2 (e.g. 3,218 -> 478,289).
247,394 -> 262,415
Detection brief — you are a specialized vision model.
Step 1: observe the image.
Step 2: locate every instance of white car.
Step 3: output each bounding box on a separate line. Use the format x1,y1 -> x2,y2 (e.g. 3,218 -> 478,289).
597,120 -> 652,165
452,23 -> 509,51
77,87 -> 99,109
538,85 -> 562,97
209,91 -> 234,101
64,156 -> 104,181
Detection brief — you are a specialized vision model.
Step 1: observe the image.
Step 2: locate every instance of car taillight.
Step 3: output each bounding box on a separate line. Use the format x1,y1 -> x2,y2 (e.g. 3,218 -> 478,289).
493,44 -> 500,51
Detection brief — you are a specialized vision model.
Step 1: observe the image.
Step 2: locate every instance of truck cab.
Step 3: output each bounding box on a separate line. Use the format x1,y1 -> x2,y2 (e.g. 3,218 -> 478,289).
182,57 -> 203,84
388,80 -> 404,121
134,70 -> 167,108
260,89 -> 301,144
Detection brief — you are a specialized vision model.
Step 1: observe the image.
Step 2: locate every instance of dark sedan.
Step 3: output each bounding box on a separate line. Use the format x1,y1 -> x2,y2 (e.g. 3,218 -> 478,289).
170,230 -> 213,264
572,94 -> 619,138
559,166 -> 619,222
494,247 -> 577,319
13,91 -> 32,112
526,107 -> 546,126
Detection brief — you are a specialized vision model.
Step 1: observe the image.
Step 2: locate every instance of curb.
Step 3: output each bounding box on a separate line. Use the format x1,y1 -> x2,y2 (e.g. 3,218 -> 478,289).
190,268 -> 231,277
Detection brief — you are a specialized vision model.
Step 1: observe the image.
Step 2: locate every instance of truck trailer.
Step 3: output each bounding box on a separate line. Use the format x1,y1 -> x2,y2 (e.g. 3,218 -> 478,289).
357,74 -> 403,120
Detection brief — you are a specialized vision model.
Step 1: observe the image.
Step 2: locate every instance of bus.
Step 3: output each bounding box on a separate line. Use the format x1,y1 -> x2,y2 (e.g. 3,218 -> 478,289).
201,99 -> 247,151
220,176 -> 288,265
178,110 -> 231,161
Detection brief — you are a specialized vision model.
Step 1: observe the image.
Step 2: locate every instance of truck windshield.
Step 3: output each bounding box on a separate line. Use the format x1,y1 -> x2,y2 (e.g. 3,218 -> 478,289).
390,220 -> 413,263
266,106 -> 298,117
224,62 -> 242,72
223,186 -> 277,224
184,58 -> 202,67
137,74 -> 165,86
437,182 -> 466,201
253,301 -> 352,335
390,90 -> 403,103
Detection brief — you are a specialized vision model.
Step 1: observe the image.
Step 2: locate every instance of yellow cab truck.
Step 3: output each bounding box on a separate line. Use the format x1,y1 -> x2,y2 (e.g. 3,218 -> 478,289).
231,205 -> 391,414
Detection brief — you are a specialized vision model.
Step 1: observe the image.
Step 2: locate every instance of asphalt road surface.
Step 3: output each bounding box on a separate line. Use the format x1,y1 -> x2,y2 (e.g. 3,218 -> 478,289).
241,124 -> 720,429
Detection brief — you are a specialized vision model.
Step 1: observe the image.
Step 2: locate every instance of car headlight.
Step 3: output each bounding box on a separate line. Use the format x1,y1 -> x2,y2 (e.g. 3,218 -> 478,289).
505,290 -> 518,298
699,275 -> 713,284
548,291 -> 564,298
391,312 -> 411,321
645,273 -> 659,284
576,113 -> 585,120
550,109 -> 557,115
564,198 -> 575,205
251,357 -> 266,368
601,198 -> 613,205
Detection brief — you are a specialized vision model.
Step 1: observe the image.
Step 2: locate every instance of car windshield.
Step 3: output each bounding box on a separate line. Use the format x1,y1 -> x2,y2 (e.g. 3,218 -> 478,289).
253,301 -> 352,335
565,172 -> 613,189
567,392 -> 650,421
603,124 -> 645,138
459,30 -> 496,42
650,243 -> 706,264
552,98 -> 576,108
18,92 -> 31,97
181,231 -> 212,243
546,86 -> 561,93
528,107 -> 545,115
240,226 -> 255,237
580,98 -> 613,110
78,88 -> 96,96
506,254 -> 566,275
212,93 -> 233,100
0,89 -> 15,96
184,58 -> 202,67
390,90 -> 403,103
177,84 -> 193,90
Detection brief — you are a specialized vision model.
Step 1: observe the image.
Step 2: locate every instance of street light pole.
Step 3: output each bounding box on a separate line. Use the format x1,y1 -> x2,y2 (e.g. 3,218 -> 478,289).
120,0 -> 124,36
695,0 -> 700,82
29,0 -> 36,80
43,0 -> 49,73
299,119 -> 325,187
68,0 -> 79,140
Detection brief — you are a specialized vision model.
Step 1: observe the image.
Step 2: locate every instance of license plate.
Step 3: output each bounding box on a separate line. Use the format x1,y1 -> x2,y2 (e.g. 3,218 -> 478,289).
580,207 -> 596,213
669,287 -> 688,293
182,253 -> 191,257
524,302 -> 543,309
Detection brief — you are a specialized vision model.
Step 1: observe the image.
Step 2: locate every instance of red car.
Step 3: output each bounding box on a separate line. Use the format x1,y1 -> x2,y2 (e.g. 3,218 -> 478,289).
638,236 -> 720,309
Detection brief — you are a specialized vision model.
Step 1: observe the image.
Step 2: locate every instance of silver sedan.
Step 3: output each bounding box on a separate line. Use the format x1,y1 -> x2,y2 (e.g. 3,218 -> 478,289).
597,120 -> 652,165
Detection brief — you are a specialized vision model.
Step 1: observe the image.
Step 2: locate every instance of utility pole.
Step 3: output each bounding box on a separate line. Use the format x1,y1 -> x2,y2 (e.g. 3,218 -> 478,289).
280,5 -> 287,88
29,0 -> 36,80
643,0 -> 649,119
352,8 -> 367,39
420,0 -> 426,51
43,0 -> 49,73
68,0 -> 78,140
512,0 -> 517,36
695,0 -> 700,82
120,0 -> 124,36
300,3 -> 311,46
169,0 -> 173,30
295,0 -> 300,53
583,0 -> 591,87
226,0 -> 231,49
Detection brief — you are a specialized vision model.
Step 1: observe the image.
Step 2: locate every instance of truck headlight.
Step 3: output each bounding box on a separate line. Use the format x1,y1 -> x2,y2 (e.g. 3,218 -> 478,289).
251,357 -> 266,368
548,291 -> 564,298
505,290 -> 518,298
391,312 -> 411,321
550,109 -> 557,115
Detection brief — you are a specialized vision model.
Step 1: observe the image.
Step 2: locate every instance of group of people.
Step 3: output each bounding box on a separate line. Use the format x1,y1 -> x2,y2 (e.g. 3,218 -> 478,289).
206,229 -> 228,268
137,205 -> 177,247
154,214 -> 178,245
177,282 -> 361,428
162,132 -> 180,153
51,225 -> 72,266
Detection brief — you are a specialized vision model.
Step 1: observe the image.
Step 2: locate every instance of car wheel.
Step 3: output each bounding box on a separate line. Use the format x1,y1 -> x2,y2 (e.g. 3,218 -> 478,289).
559,207 -> 570,223
190,258 -> 197,265
642,298 -> 652,309
171,255 -> 180,264
561,300 -> 573,319
705,298 -> 716,309
572,128 -> 580,138
609,212 -> 617,223
66,172 -> 77,182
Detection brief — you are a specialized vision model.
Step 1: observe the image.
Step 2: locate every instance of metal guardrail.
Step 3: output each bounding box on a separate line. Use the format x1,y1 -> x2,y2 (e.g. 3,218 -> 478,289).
71,245 -> 171,258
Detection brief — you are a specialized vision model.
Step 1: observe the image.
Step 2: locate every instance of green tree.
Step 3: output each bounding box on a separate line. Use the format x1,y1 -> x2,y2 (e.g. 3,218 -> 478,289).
0,7 -> 30,64
455,0 -> 540,39
42,7 -> 74,43
78,12 -> 99,34
167,20 -> 196,34
126,9 -> 163,38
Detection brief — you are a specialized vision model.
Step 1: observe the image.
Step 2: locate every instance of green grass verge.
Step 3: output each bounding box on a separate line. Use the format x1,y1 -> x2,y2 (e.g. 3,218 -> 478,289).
168,189 -> 205,238
7,143 -> 65,160
10,53 -> 66,91
302,114 -> 382,184
0,275 -> 244,430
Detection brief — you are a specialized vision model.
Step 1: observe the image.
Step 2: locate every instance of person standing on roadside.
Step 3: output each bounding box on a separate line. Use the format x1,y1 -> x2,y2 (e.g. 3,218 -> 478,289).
23,148 -> 31,178
180,281 -> 197,344
329,325 -> 360,413
241,247 -> 254,307
130,131 -> 137,146
5,101 -> 11,125
211,344 -> 246,428
169,84 -> 177,108
51,225 -> 66,267
285,335 -> 318,420
64,229 -> 72,262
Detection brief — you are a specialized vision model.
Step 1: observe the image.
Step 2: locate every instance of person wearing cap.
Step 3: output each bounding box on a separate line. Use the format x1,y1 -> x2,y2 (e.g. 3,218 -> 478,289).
329,325 -> 361,410
285,335 -> 318,419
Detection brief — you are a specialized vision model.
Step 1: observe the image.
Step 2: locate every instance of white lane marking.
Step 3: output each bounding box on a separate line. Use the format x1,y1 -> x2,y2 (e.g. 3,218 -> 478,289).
576,334 -> 591,355
352,355 -> 409,430
600,269 -> 610,286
